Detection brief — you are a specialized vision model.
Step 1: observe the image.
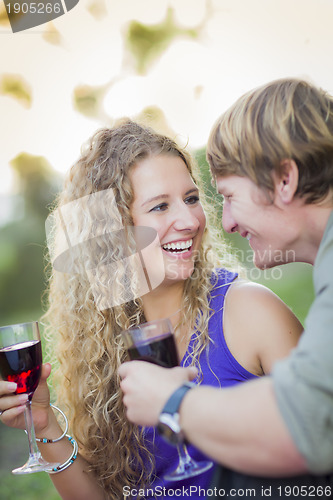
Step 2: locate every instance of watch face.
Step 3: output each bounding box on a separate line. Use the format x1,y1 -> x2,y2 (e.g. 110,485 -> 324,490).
157,413 -> 184,446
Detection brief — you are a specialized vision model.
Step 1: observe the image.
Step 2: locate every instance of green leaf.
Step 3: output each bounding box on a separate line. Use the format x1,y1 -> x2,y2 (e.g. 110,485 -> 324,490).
0,75 -> 32,108
126,7 -> 199,74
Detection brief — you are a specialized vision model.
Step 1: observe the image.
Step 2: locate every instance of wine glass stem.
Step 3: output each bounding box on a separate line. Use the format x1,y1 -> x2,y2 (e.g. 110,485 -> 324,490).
177,443 -> 193,466
24,399 -> 40,457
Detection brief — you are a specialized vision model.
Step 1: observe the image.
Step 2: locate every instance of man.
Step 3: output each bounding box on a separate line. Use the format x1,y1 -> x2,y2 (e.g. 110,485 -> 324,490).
119,78 -> 333,477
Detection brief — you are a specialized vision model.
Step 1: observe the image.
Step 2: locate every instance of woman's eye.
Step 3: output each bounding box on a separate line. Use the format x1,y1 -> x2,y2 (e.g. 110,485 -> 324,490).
185,195 -> 199,205
149,203 -> 168,212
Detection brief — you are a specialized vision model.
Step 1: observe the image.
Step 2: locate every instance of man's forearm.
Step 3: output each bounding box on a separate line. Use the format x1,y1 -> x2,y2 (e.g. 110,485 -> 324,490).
180,377 -> 307,476
119,362 -> 308,475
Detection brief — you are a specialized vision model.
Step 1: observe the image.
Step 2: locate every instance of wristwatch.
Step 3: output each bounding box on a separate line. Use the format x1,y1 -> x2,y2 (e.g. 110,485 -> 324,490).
157,382 -> 195,446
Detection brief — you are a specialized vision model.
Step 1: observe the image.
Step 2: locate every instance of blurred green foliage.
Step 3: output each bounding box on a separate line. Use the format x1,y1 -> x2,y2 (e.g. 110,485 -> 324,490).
126,7 -> 199,74
0,75 -> 32,108
0,425 -> 61,500
0,155 -> 61,498
0,3 -> 10,25
73,84 -> 101,117
0,153 -> 61,327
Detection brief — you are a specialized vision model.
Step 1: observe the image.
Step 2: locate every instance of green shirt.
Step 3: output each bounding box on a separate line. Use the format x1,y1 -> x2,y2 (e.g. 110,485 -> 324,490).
272,210 -> 333,474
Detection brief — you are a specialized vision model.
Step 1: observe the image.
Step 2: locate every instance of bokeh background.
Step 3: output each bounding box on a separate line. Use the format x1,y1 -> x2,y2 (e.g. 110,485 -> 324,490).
1,0 -> 330,497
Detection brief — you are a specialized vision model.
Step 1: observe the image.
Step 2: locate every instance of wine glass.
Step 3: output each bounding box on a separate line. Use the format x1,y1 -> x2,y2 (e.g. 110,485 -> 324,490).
122,318 -> 213,481
0,321 -> 59,474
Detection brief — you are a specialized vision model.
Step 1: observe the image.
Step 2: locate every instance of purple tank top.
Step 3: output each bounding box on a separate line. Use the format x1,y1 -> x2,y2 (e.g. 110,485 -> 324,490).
142,269 -> 258,499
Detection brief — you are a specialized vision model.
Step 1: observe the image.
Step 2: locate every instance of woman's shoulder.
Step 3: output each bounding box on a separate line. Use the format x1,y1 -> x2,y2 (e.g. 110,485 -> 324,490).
224,278 -> 304,375
228,277 -> 275,297
226,277 -> 301,323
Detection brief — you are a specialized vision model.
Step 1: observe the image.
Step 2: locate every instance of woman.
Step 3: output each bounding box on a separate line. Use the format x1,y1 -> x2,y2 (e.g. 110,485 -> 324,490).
0,120 -> 303,499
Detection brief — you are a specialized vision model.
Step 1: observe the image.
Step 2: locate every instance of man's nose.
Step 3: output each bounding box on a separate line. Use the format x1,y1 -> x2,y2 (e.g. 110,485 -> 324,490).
222,204 -> 238,233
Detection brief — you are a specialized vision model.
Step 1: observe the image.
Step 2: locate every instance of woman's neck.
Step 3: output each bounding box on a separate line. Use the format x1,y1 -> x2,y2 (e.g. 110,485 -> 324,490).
142,280 -> 192,361
142,281 -> 184,326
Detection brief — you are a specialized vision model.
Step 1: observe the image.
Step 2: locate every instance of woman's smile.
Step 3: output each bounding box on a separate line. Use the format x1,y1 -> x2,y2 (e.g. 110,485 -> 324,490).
162,238 -> 193,256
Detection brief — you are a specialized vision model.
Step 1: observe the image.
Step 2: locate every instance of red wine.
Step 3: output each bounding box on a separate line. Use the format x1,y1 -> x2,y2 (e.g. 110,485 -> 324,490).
0,340 -> 42,398
127,333 -> 179,368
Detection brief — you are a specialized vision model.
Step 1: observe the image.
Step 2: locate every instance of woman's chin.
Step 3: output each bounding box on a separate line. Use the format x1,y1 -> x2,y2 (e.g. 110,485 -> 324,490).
163,259 -> 195,284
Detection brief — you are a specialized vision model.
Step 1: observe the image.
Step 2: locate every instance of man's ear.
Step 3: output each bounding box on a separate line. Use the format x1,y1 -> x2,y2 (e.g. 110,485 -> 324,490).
273,159 -> 299,205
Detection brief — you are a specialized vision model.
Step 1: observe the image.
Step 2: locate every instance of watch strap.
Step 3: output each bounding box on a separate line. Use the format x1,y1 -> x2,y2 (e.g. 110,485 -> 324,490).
161,382 -> 195,415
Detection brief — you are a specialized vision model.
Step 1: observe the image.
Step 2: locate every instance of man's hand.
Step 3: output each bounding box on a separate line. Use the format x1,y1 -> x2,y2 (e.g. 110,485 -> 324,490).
118,361 -> 197,426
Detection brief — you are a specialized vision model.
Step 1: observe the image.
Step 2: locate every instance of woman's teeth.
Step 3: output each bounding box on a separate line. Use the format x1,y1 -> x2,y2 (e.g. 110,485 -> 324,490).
162,239 -> 193,253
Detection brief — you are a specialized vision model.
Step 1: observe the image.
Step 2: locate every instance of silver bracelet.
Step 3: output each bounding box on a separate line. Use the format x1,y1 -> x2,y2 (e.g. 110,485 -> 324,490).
46,434 -> 78,474
35,404 -> 69,443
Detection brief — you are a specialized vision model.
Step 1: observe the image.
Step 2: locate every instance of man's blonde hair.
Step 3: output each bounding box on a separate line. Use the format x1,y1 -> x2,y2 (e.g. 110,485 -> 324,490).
207,78 -> 333,203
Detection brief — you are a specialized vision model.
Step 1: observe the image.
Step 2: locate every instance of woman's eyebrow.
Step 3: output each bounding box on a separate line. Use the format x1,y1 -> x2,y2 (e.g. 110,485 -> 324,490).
141,194 -> 169,207
141,188 -> 198,207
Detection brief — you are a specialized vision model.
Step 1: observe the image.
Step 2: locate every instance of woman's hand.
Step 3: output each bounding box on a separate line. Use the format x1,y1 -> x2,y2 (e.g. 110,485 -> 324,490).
0,363 -> 52,433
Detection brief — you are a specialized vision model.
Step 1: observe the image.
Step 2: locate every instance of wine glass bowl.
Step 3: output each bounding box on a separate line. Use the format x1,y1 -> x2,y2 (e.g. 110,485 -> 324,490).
122,318 -> 213,481
122,319 -> 179,368
0,337 -> 42,399
0,321 -> 59,474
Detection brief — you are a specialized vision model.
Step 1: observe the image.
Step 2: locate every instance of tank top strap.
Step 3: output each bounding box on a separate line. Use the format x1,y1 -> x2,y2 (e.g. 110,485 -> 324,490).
181,268 -> 237,366
209,268 -> 238,307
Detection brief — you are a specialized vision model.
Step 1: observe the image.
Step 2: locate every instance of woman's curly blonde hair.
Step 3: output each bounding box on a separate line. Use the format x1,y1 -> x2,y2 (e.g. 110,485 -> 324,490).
43,119 -> 237,498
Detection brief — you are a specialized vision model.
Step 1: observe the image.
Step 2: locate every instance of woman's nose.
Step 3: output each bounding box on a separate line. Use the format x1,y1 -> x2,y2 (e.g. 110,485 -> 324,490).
173,205 -> 200,232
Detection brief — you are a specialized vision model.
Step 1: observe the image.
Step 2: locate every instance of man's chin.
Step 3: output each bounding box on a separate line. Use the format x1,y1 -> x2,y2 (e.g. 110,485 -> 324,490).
253,258 -> 274,270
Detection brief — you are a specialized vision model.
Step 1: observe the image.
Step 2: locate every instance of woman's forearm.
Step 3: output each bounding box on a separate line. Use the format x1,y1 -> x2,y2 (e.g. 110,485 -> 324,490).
37,408 -> 105,500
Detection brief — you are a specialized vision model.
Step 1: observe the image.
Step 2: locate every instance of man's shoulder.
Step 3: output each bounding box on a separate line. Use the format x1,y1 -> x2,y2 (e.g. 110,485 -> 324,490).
314,210 -> 333,286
